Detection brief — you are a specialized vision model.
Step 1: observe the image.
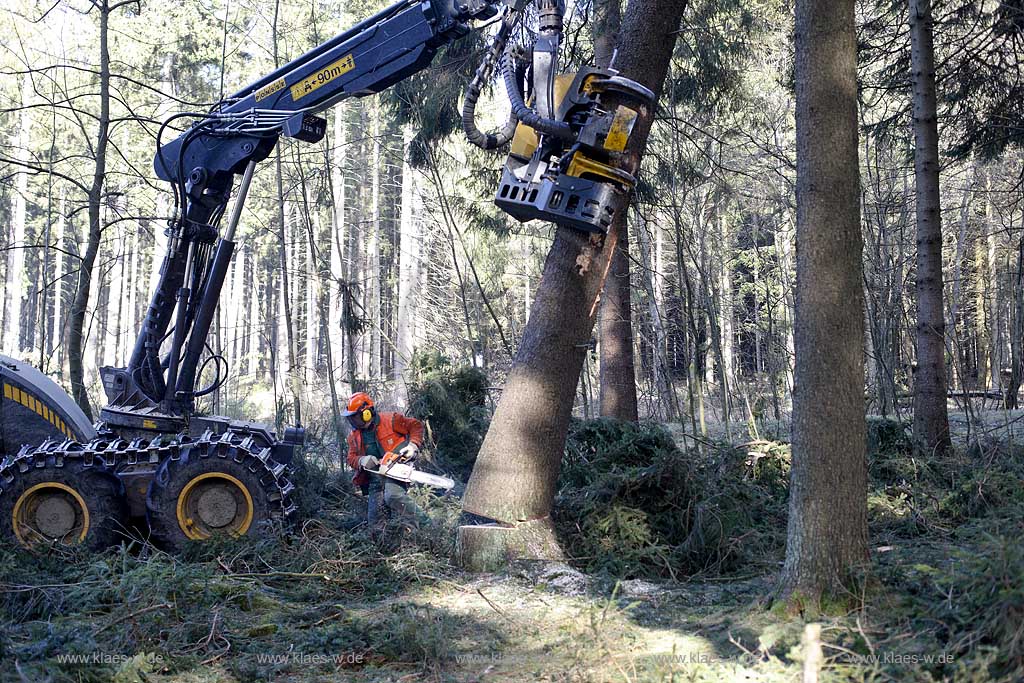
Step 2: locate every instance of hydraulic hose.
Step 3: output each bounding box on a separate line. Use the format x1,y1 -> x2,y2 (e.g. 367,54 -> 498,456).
500,0 -> 573,141
462,12 -> 519,150
500,41 -> 574,141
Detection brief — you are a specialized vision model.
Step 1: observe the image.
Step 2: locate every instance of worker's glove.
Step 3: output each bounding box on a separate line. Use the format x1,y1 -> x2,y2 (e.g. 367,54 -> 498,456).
399,443 -> 419,462
358,455 -> 380,470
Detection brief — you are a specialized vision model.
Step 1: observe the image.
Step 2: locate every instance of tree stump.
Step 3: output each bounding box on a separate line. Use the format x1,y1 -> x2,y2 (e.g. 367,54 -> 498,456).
457,517 -> 565,572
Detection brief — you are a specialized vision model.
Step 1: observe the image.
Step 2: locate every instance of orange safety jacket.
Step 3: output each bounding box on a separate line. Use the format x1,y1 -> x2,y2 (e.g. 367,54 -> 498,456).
347,412 -> 424,488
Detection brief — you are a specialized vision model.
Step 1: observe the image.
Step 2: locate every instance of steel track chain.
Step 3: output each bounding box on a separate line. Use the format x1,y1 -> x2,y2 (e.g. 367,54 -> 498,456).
0,429 -> 296,517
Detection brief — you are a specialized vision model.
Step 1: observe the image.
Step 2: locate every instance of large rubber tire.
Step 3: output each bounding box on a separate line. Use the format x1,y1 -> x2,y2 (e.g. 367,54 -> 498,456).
146,437 -> 291,551
0,451 -> 127,549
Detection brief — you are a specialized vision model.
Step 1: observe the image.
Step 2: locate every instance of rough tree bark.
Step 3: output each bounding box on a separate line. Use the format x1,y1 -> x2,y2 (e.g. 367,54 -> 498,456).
593,0 -> 640,422
909,0 -> 952,455
459,0 -> 689,568
778,0 -> 869,608
598,233 -> 640,420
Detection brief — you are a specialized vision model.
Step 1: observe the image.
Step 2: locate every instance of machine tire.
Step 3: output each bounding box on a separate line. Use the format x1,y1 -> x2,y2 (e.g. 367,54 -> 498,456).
146,436 -> 291,550
0,451 -> 127,549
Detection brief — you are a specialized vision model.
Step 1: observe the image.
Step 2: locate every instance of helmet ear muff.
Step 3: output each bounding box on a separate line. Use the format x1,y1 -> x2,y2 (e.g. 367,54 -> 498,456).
361,408 -> 373,423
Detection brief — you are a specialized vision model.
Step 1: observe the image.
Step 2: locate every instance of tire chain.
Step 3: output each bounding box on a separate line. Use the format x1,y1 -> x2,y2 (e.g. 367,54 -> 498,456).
0,429 -> 297,517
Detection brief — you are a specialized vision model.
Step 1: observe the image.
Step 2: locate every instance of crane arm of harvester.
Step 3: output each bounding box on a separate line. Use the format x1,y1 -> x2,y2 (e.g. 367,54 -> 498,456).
98,0 -> 654,431
103,0 -> 523,421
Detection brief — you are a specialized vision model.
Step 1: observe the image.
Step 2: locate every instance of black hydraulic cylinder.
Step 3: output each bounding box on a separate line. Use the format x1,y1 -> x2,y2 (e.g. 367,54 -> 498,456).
174,238 -> 235,406
127,238 -> 188,397
163,282 -> 192,404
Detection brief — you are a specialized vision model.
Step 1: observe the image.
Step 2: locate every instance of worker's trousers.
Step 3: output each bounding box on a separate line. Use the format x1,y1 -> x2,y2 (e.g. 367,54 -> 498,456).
367,477 -> 429,530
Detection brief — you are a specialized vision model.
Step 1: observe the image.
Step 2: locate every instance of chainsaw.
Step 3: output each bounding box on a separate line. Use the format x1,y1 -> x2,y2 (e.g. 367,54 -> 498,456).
372,451 -> 455,490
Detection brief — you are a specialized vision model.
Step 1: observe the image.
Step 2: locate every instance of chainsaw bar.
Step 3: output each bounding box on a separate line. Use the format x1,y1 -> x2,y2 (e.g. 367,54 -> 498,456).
373,462 -> 455,490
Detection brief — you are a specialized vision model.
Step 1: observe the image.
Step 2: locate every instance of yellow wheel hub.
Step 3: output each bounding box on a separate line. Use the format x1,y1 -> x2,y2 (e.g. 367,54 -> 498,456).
12,482 -> 90,546
176,472 -> 254,540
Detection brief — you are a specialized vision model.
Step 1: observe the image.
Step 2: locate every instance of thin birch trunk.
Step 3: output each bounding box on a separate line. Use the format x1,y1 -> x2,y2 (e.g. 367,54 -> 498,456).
53,188 -> 66,370
394,125 -> 420,407
38,89 -> 61,368
4,71 -> 33,355
636,215 -> 675,419
247,249 -> 260,378
368,108 -> 382,382
271,0 -> 302,423
329,106 -> 348,389
69,0 -> 115,419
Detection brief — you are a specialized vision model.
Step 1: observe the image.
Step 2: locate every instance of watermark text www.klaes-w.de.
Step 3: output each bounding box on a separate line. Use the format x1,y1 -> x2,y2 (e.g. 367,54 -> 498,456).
454,651 -> 958,668
56,651 -> 366,668
254,651 -> 366,666
453,653 -> 537,665
836,651 -> 956,666
643,651 -> 957,667
55,653 -> 165,666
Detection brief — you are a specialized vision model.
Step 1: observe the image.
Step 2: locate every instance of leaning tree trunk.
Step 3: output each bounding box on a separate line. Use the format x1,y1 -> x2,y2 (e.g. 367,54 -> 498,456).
459,0 -> 689,569
778,0 -> 869,609
69,0 -> 114,420
909,0 -> 952,455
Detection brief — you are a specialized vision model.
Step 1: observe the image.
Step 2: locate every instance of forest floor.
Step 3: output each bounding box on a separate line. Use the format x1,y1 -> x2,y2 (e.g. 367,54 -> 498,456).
2,411 -> 1022,683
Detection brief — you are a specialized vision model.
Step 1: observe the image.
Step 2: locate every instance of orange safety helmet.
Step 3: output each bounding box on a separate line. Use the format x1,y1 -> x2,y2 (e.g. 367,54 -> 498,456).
343,392 -> 376,429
